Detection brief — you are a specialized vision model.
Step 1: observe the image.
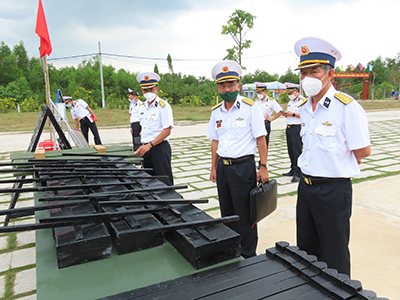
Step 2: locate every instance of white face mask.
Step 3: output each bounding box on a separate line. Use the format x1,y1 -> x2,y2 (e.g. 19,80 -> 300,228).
143,92 -> 157,102
301,74 -> 328,97
257,93 -> 264,100
288,94 -> 296,101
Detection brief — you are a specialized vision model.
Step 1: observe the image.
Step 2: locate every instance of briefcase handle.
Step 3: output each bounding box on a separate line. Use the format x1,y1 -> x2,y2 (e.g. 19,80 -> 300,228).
257,179 -> 270,193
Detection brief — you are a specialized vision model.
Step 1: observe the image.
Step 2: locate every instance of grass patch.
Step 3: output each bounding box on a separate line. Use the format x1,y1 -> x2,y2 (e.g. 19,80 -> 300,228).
1,100 -> 399,133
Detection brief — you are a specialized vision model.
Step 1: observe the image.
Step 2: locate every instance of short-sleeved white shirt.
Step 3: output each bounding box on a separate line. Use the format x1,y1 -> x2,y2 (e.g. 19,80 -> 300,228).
206,95 -> 266,158
286,95 -> 305,125
70,99 -> 90,120
138,96 -> 173,143
256,96 -> 283,119
298,86 -> 370,178
129,100 -> 143,123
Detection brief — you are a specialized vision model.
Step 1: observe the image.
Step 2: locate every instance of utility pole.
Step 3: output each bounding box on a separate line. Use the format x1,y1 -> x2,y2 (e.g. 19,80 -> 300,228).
98,41 -> 105,108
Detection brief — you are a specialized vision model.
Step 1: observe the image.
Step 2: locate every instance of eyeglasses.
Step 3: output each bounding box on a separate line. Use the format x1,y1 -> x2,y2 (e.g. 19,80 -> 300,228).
218,82 -> 238,91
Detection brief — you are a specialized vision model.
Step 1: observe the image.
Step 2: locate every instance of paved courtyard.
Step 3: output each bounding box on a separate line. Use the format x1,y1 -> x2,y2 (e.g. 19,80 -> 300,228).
0,119 -> 400,299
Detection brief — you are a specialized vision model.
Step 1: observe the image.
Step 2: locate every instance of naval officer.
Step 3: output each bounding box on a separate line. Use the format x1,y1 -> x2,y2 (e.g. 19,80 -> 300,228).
128,88 -> 143,151
294,37 -> 371,276
65,97 -> 102,145
134,72 -> 174,186
207,60 -> 269,258
281,83 -> 305,182
254,82 -> 283,149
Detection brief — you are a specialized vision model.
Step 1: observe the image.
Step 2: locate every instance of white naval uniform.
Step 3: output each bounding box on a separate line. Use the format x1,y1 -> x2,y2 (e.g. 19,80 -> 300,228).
138,96 -> 174,143
298,85 -> 371,178
206,95 -> 266,158
206,94 -> 266,258
286,95 -> 305,125
70,99 -> 92,121
255,96 -> 283,119
129,99 -> 143,123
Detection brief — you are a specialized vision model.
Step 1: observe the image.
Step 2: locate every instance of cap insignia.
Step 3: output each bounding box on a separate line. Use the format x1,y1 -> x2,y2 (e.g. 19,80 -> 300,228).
222,66 -> 229,73
144,75 -> 150,81
301,45 -> 310,56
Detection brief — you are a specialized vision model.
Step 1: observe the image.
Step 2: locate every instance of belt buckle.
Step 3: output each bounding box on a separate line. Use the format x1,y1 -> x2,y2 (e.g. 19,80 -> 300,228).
303,176 -> 312,185
222,159 -> 232,166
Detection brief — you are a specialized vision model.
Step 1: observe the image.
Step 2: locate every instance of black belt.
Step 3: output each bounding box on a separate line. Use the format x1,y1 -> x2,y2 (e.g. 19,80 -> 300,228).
219,155 -> 254,166
302,173 -> 350,185
287,124 -> 301,128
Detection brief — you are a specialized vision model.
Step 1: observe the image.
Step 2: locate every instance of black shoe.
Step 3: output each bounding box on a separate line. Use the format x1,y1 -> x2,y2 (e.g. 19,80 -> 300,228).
291,176 -> 300,182
282,170 -> 293,176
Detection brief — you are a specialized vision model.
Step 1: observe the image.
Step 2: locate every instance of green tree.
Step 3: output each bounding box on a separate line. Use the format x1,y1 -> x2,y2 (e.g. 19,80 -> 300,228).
154,64 -> 159,74
13,41 -> 29,77
167,54 -> 173,74
279,68 -> 299,84
221,9 -> 256,69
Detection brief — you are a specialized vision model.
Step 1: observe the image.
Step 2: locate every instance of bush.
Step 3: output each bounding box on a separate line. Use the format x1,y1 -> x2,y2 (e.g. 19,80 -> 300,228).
278,93 -> 289,104
179,95 -> 205,107
73,87 -> 97,109
20,97 -> 44,112
0,98 -> 17,113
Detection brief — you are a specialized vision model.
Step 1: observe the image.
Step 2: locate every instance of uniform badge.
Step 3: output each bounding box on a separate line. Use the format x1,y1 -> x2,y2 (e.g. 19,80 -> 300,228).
154,101 -> 158,107
323,98 -> 331,108
236,117 -> 244,121
216,120 -> 222,128
322,121 -> 332,126
222,66 -> 229,73
144,75 -> 150,81
236,101 -> 240,109
301,45 -> 310,56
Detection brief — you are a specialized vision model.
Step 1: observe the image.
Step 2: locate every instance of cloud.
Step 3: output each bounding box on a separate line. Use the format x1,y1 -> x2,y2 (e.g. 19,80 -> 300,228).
1,0 -> 399,80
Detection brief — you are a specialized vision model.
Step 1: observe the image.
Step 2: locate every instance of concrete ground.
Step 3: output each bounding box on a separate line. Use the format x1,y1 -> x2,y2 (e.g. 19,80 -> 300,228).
0,110 -> 399,299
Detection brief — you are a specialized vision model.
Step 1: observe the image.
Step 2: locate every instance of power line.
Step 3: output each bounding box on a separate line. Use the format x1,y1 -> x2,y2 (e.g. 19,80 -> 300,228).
45,51 -> 294,63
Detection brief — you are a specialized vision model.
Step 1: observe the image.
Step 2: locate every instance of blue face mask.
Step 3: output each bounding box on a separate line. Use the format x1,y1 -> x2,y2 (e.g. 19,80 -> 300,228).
66,103 -> 72,108
130,99 -> 136,104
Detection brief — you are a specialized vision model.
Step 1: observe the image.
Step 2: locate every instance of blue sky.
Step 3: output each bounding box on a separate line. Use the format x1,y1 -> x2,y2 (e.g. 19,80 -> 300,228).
0,0 -> 398,78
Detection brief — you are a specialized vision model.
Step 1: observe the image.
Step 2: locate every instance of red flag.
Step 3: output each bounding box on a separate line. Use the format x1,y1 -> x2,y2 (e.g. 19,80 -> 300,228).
35,0 -> 52,57
350,64 -> 354,71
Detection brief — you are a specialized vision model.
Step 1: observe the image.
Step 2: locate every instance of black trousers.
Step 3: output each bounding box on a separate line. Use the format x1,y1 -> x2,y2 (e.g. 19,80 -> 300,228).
296,177 -> 352,276
130,122 -> 141,150
142,141 -> 173,186
216,158 -> 257,258
285,125 -> 302,177
80,118 -> 102,145
264,120 -> 271,148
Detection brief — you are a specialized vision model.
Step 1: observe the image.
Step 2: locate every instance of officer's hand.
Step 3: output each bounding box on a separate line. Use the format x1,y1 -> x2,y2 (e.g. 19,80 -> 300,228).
210,170 -> 217,183
134,144 -> 152,157
130,128 -> 133,134
257,167 -> 269,183
282,111 -> 288,117
265,114 -> 272,121
94,115 -> 98,121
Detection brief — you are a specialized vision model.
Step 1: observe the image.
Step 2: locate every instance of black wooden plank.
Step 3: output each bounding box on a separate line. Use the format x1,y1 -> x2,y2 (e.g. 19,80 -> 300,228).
99,255 -> 271,300
262,284 -> 333,300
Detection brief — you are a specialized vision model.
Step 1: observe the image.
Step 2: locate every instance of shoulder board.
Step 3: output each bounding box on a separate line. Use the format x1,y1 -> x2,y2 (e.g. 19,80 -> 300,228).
242,98 -> 255,106
335,92 -> 353,105
212,102 -> 223,111
159,100 -> 166,107
298,97 -> 309,107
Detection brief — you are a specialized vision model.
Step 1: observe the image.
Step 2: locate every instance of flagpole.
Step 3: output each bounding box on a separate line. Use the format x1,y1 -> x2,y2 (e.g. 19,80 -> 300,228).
41,54 -> 55,145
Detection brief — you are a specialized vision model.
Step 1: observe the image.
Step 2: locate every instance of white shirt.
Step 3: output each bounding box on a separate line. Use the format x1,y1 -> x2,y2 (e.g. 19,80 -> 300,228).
70,99 -> 91,120
298,85 -> 370,178
256,96 -> 283,119
206,95 -> 266,158
286,95 -> 305,125
129,99 -> 143,123
138,96 -> 173,143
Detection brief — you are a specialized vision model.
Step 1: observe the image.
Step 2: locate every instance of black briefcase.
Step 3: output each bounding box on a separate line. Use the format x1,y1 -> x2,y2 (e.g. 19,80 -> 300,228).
249,179 -> 277,224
